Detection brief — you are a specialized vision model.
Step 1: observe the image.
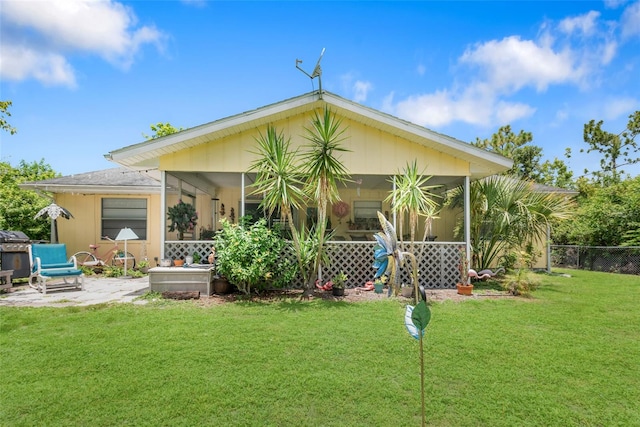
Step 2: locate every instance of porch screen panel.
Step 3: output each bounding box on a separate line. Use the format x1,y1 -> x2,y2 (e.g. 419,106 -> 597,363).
101,198 -> 147,240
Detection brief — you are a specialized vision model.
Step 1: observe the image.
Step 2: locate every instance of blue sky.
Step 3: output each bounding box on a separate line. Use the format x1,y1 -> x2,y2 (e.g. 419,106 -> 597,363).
1,0 -> 639,178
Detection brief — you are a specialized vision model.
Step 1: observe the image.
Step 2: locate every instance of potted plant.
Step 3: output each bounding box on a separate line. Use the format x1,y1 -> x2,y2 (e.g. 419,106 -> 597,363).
456,246 -> 473,295
374,275 -> 387,294
331,271 -> 348,296
192,251 -> 201,264
167,199 -> 198,240
401,283 -> 413,298
138,259 -> 150,274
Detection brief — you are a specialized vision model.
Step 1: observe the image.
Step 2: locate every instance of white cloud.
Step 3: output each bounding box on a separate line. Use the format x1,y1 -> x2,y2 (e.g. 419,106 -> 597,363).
0,43 -> 76,87
604,0 -> 630,9
558,11 -> 601,36
601,97 -> 639,120
620,0 -> 640,38
386,6 -> 634,129
460,36 -> 580,93
339,72 -> 373,103
0,0 -> 165,86
353,81 -> 372,103
393,83 -> 536,129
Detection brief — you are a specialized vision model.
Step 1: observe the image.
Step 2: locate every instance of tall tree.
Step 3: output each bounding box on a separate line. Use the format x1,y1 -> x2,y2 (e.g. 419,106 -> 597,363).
472,125 -> 543,181
1,100 -> 17,135
581,110 -> 640,185
538,150 -> 575,189
300,107 -> 351,292
0,160 -> 59,240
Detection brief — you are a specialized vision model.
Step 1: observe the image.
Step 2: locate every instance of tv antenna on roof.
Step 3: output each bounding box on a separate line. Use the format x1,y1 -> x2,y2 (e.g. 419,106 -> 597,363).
296,48 -> 325,96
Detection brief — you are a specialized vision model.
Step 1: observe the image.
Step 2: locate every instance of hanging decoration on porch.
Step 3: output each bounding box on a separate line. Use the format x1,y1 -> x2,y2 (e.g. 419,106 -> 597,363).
332,201 -> 350,224
167,200 -> 198,240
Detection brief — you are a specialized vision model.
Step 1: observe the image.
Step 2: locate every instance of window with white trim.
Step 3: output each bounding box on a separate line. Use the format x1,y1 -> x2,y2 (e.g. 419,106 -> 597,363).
101,198 -> 147,240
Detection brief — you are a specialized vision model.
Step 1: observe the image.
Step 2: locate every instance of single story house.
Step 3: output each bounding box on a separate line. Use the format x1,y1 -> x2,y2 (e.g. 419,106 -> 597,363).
23,90 -> 516,287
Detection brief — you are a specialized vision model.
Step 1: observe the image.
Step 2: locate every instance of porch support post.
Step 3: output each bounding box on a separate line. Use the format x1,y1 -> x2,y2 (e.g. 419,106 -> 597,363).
546,224 -> 551,274
464,175 -> 471,275
392,175 -> 397,230
241,173 -> 245,218
160,171 -> 166,260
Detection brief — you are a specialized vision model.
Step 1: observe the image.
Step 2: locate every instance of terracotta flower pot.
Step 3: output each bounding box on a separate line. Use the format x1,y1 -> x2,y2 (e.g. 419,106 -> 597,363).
173,259 -> 184,267
456,283 -> 473,295
213,277 -> 231,294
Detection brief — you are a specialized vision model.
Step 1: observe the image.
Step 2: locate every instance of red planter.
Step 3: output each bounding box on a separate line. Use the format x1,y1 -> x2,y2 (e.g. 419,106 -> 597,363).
456,283 -> 474,295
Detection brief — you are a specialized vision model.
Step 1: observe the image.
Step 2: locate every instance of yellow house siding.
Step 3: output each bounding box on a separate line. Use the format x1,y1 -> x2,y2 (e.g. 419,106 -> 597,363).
158,112 -> 471,177
55,193 -> 162,265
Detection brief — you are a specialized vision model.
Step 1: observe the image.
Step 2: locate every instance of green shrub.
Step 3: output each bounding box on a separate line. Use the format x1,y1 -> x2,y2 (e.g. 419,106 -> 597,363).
501,251 -> 539,295
215,217 -> 296,294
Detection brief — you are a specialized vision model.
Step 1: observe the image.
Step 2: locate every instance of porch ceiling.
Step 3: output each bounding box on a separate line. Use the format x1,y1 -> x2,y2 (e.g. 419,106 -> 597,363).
169,171 -> 464,198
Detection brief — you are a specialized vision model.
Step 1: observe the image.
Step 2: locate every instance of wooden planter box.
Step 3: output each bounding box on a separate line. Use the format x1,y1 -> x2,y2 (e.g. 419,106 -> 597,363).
149,266 -> 214,295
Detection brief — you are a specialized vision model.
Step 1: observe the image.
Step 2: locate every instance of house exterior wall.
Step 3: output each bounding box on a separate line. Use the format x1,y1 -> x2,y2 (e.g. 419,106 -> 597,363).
55,193 -> 162,265
158,112 -> 470,177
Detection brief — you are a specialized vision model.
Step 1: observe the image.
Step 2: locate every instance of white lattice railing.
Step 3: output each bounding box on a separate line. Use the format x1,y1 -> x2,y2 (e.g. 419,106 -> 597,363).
164,241 -> 215,264
165,240 -> 464,289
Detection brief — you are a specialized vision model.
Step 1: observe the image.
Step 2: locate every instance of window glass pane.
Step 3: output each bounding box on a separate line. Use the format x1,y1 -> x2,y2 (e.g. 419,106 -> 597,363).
353,201 -> 382,229
101,198 -> 147,240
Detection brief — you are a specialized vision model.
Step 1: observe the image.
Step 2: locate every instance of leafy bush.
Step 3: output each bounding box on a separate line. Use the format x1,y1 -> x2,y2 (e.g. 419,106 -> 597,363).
501,251 -> 540,296
215,218 -> 296,294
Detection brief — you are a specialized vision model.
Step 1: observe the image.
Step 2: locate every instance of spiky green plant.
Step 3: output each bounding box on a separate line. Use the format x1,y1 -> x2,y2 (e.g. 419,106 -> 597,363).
249,125 -> 307,281
300,107 -> 351,293
385,160 -> 440,249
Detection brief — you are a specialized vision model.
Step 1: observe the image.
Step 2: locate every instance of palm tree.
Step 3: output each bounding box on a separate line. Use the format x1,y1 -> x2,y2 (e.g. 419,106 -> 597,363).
448,175 -> 574,270
248,125 -> 307,279
300,107 -> 351,292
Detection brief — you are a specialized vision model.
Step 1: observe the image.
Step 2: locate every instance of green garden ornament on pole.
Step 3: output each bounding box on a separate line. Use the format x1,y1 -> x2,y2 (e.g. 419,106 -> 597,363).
372,211 -> 431,426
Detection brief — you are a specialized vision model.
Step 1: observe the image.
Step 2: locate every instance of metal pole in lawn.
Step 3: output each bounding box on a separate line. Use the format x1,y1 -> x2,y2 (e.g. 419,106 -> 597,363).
419,328 -> 426,427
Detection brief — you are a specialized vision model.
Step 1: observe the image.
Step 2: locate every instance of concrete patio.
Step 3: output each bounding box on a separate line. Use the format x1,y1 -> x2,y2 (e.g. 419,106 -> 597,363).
0,276 -> 150,307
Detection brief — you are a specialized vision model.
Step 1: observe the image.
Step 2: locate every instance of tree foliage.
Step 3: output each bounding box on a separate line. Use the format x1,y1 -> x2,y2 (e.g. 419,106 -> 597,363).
143,122 -> 183,140
1,100 -> 17,135
0,160 -> 59,240
553,176 -> 640,246
581,110 -> 640,185
472,125 -> 541,181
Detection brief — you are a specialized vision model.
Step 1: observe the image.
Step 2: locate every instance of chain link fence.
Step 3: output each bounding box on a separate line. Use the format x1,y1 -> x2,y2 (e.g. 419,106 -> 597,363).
551,245 -> 640,275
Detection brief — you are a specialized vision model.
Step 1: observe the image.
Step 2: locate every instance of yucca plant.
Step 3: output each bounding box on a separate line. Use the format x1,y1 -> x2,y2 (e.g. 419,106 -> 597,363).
249,124 -> 307,280
385,160 -> 441,261
300,107 -> 351,294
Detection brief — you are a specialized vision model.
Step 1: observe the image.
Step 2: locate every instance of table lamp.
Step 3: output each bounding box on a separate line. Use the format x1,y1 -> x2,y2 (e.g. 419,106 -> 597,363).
115,227 -> 139,278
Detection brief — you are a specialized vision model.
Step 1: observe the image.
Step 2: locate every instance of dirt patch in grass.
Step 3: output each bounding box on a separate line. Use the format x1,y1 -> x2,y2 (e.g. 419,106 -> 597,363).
192,286 -> 515,307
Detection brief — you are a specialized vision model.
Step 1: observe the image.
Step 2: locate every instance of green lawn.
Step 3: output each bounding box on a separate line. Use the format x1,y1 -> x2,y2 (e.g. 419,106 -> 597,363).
1,269 -> 639,426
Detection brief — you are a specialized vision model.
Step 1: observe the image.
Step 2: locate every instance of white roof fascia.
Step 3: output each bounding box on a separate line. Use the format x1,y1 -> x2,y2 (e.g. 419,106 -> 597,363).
105,93 -> 320,167
19,183 -> 160,195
